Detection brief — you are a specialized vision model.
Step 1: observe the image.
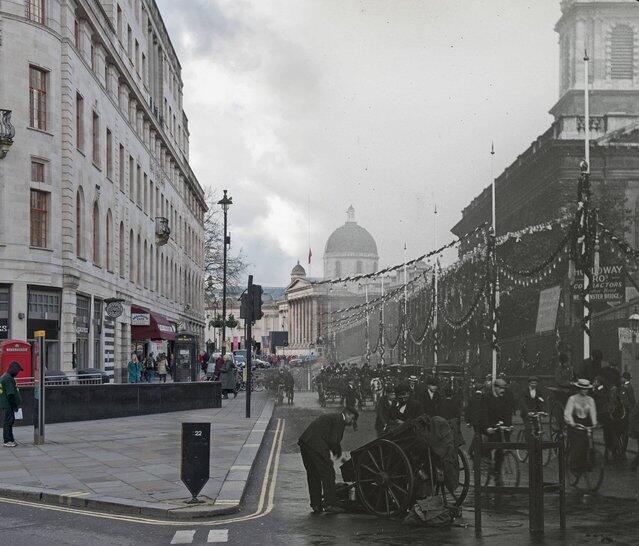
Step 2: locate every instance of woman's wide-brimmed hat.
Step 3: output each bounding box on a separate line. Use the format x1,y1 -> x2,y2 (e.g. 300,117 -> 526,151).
573,378 -> 593,389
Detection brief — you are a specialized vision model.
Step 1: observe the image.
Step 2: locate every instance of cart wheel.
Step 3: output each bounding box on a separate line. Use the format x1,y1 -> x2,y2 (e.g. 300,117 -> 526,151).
435,448 -> 470,507
500,451 -> 521,487
355,439 -> 415,517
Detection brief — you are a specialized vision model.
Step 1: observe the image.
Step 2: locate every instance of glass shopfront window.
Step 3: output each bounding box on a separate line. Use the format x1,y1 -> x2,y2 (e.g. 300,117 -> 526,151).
76,294 -> 90,370
0,286 -> 9,340
93,299 -> 102,369
27,287 -> 60,371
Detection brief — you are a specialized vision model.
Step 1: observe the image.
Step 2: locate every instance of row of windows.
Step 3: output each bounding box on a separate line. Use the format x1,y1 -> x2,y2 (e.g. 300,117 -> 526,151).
70,187 -> 203,312
70,88 -> 203,264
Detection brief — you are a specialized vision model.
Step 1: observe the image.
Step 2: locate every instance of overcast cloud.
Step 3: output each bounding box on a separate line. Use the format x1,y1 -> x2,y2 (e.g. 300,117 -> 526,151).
157,0 -> 561,286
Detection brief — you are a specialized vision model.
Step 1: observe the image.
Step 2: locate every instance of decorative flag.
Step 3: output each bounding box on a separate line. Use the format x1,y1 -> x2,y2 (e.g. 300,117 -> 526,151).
308,247 -> 312,265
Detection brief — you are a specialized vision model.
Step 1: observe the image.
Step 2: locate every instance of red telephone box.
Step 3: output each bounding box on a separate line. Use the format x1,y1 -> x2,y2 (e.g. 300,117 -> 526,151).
0,340 -> 32,379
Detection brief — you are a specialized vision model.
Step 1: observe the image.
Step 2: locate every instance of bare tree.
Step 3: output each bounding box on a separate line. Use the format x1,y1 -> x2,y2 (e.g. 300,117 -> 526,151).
204,188 -> 247,308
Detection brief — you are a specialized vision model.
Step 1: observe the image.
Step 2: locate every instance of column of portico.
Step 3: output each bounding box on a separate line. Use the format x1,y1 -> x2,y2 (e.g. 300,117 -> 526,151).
303,297 -> 307,346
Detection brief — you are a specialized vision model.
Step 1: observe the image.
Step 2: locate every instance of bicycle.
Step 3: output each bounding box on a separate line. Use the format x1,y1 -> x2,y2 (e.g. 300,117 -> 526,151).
286,385 -> 294,405
482,423 -> 521,488
566,424 -> 604,493
515,411 -> 552,467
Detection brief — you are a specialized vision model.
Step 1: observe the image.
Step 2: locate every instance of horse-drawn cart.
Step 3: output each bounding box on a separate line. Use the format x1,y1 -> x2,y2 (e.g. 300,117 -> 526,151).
339,416 -> 470,517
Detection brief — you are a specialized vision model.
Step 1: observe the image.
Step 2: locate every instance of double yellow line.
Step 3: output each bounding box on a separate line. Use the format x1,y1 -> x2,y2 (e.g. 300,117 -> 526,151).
0,418 -> 285,527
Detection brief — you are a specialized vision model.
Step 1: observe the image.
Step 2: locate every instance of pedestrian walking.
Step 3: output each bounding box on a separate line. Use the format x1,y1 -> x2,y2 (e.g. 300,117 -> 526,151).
220,354 -> 236,399
0,361 -> 23,447
298,407 -> 358,514
127,353 -> 141,384
156,353 -> 168,383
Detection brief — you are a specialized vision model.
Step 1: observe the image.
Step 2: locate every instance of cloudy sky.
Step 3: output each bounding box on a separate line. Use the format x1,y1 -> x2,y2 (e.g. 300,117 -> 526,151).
157,0 -> 561,286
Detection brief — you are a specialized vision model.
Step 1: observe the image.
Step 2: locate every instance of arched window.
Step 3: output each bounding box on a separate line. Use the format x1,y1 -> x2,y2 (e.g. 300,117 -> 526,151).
149,243 -> 154,290
119,222 -> 125,277
92,201 -> 100,265
106,209 -> 113,271
335,260 -> 342,277
136,233 -> 141,285
129,229 -> 134,280
155,247 -> 159,292
611,25 -> 634,80
143,240 -> 148,288
356,260 -> 363,274
76,187 -> 84,258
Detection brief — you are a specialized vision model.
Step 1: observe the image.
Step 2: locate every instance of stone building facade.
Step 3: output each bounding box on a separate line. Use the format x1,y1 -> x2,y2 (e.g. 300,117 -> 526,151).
0,0 -> 206,381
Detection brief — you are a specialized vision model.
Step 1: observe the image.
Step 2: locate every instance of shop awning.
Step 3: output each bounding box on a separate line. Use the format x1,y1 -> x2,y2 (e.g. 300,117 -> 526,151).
131,306 -> 176,341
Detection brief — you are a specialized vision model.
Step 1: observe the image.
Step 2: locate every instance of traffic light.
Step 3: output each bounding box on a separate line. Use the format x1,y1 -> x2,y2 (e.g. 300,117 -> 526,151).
251,284 -> 263,321
240,292 -> 251,320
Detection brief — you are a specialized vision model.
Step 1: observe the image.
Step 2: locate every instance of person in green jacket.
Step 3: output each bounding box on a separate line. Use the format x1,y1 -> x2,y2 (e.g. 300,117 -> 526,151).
0,361 -> 23,447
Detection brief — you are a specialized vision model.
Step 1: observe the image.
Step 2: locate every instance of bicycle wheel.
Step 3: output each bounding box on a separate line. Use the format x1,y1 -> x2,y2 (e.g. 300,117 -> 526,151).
515,429 -> 528,463
500,451 -> 521,487
435,448 -> 470,506
583,451 -> 604,493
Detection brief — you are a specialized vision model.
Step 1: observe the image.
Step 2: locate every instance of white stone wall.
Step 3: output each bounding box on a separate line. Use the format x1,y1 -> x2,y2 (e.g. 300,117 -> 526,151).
0,0 -> 206,380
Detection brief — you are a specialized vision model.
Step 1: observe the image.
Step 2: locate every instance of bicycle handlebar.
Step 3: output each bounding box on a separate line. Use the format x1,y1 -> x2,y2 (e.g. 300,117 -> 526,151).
528,411 -> 548,418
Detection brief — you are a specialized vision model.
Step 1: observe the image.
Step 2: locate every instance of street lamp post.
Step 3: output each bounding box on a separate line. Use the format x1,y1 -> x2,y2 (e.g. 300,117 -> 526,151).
218,190 -> 233,355
629,307 -> 639,363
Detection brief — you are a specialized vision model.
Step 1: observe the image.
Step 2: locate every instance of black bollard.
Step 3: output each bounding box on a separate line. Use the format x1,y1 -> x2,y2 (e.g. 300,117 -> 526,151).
181,422 -> 211,503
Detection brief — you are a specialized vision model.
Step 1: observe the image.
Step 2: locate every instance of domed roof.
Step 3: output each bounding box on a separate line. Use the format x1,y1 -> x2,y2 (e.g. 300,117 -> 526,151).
291,261 -> 306,277
324,206 -> 378,256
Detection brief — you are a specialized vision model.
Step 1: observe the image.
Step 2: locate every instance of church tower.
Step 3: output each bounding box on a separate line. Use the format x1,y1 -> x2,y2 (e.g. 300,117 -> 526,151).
551,0 -> 639,119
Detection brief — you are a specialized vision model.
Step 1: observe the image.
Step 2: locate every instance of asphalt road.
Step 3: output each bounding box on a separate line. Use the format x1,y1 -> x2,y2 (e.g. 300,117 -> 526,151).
1,392 -> 639,545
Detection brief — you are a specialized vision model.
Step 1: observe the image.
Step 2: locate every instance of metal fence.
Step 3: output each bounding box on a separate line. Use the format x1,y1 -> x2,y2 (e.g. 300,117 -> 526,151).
16,373 -> 106,387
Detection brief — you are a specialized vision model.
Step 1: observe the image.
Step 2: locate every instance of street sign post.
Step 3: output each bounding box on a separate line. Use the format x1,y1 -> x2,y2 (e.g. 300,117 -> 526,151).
180,422 -> 211,503
33,330 -> 46,445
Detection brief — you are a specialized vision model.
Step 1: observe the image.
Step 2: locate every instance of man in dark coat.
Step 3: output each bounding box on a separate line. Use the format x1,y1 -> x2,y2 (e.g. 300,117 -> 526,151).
298,407 -> 358,513
479,378 -> 514,483
375,389 -> 396,437
0,361 -> 23,447
392,383 -> 422,423
421,376 -> 441,417
519,376 -> 545,434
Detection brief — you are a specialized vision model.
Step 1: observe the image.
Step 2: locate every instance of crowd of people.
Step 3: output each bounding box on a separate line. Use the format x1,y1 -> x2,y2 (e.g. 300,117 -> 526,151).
296,350 -> 639,514
126,352 -> 171,384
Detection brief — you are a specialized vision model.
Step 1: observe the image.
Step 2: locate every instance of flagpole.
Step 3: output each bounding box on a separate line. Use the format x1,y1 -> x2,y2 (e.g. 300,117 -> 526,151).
307,195 -> 312,277
433,203 -> 438,372
582,50 -> 591,362
380,276 -> 386,368
404,244 -> 408,367
365,282 -> 370,366
491,142 -> 499,390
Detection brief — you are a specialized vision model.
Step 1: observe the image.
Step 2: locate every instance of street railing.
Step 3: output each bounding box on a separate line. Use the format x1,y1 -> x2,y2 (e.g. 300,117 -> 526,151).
472,428 -> 566,536
16,373 -> 105,387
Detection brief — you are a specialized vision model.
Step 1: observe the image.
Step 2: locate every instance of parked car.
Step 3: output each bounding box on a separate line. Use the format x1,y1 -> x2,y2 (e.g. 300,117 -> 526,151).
77,368 -> 111,384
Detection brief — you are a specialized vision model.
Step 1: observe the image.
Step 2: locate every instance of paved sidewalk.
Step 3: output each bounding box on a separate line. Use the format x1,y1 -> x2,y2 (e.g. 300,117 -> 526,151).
0,391 -> 274,519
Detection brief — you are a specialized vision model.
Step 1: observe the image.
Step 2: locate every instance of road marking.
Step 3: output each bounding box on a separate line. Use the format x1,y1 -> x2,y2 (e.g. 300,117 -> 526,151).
65,492 -> 90,498
170,530 -> 196,544
0,418 -> 285,527
207,529 -> 229,542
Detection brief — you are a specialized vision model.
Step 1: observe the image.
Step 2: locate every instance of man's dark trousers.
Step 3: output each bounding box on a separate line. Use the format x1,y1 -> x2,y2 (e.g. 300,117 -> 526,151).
2,408 -> 15,443
299,444 -> 336,509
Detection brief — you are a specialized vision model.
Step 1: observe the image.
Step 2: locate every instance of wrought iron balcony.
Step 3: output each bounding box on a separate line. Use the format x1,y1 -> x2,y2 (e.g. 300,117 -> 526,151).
155,216 -> 171,246
0,109 -> 15,159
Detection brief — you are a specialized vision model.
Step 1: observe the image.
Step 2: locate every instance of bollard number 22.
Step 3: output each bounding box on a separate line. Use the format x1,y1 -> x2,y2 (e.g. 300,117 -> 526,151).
194,430 -> 202,437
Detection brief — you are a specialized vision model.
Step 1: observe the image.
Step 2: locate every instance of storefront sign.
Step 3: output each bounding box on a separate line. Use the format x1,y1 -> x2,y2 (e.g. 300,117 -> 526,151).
105,300 -> 124,318
572,264 -> 625,304
535,285 -> 561,333
158,324 -> 174,334
131,313 -> 150,326
76,326 -> 89,335
0,318 -> 8,339
618,327 -> 633,351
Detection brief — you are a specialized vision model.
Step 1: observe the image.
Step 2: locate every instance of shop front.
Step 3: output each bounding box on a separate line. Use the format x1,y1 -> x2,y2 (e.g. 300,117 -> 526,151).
130,306 -> 176,368
27,286 -> 61,372
0,286 -> 9,340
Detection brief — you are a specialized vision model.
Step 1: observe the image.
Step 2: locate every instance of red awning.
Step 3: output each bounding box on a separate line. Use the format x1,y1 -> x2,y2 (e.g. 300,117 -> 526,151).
131,306 -> 176,341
